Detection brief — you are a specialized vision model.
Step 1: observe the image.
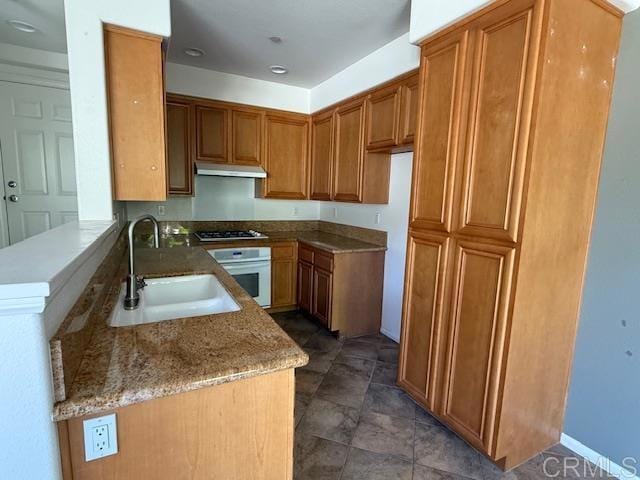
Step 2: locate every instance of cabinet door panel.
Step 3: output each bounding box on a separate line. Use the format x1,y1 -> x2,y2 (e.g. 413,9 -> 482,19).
310,111 -> 334,200
366,84 -> 401,150
458,9 -> 533,242
263,114 -> 309,199
399,231 -> 450,409
442,240 -> 514,453
272,243 -> 297,308
334,99 -> 365,203
231,109 -> 261,166
166,100 -> 192,195
105,26 -> 166,201
411,32 -> 469,232
312,267 -> 332,328
297,261 -> 313,313
399,74 -> 420,145
196,105 -> 228,163
272,259 -> 296,308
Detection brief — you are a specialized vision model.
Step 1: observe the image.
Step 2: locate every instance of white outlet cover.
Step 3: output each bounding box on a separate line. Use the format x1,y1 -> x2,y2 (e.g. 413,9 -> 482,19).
158,205 -> 166,216
83,413 -> 118,461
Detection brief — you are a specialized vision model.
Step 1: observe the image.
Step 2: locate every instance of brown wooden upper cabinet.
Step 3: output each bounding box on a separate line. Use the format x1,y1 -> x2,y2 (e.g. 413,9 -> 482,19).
104,25 -> 167,201
195,103 -> 262,167
365,71 -> 419,151
399,73 -> 420,145
231,108 -> 262,166
310,110 -> 334,201
260,113 -> 309,199
163,69 -> 418,204
196,105 -> 228,163
166,96 -> 193,195
333,98 -> 366,202
366,83 -> 401,150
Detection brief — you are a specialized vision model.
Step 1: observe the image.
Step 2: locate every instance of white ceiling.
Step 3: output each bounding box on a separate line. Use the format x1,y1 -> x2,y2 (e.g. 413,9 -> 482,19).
0,0 -> 67,53
168,0 -> 411,88
0,0 -> 411,88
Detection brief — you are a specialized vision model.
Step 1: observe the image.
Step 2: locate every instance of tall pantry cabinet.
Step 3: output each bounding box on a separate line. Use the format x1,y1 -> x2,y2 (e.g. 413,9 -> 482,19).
398,0 -> 622,470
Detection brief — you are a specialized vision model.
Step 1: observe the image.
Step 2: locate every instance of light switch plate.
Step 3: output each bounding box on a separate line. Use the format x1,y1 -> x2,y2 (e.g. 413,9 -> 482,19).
83,413 -> 118,461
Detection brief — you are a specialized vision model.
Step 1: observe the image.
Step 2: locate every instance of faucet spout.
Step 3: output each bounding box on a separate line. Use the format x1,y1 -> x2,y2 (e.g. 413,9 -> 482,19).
124,214 -> 160,310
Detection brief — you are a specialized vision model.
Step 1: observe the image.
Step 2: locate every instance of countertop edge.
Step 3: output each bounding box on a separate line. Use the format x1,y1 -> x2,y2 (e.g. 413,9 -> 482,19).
53,353 -> 307,421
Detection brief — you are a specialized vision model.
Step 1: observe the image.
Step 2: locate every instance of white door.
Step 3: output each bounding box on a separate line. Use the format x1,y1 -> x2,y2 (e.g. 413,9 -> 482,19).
0,81 -> 77,246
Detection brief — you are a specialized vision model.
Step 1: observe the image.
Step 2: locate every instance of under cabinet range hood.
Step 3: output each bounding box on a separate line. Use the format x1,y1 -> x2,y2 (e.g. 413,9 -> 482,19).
195,161 -> 267,178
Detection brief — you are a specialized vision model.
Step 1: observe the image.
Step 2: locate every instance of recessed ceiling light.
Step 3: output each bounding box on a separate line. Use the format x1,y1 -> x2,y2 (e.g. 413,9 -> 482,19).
7,20 -> 37,33
270,65 -> 288,74
183,47 -> 205,57
269,36 -> 282,44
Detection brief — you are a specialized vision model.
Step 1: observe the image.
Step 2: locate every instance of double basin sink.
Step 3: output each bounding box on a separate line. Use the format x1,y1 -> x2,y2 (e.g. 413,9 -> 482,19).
109,274 -> 240,327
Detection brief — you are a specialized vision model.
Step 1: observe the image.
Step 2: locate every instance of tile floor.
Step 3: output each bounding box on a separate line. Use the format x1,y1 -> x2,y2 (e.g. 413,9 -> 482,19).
272,310 -> 613,480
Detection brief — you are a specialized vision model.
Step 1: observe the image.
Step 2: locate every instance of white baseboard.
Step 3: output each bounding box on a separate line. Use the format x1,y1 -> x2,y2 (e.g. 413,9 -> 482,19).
561,433 -> 639,480
379,327 -> 399,343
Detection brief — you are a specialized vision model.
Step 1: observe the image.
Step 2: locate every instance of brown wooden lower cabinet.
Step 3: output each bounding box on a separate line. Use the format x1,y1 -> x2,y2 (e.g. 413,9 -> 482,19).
311,267 -> 332,328
57,370 -> 295,480
270,242 -> 298,310
297,243 -> 384,338
297,260 -> 313,313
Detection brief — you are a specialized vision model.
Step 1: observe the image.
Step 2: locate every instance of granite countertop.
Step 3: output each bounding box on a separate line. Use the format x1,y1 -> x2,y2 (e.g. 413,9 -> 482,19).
52,247 -> 308,421
138,230 -> 387,253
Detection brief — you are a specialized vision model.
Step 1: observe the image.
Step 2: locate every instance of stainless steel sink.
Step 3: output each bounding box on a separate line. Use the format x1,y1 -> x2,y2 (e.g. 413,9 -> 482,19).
109,274 -> 240,327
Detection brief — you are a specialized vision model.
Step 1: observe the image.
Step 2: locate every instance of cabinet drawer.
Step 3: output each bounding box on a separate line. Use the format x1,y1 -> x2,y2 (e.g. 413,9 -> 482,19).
272,243 -> 296,260
299,245 -> 315,264
314,251 -> 334,272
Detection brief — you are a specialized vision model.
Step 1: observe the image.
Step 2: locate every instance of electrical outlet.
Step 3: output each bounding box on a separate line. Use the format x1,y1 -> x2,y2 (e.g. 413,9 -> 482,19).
157,205 -> 166,216
333,207 -> 338,218
92,425 -> 109,452
83,414 -> 118,461
292,206 -> 299,216
375,213 -> 381,225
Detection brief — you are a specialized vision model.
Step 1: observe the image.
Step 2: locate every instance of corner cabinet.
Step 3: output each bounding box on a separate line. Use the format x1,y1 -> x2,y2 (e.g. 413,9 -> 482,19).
333,98 -> 366,202
297,243 -> 384,338
365,83 -> 401,151
104,24 -> 167,201
398,0 -> 622,470
258,113 -> 309,200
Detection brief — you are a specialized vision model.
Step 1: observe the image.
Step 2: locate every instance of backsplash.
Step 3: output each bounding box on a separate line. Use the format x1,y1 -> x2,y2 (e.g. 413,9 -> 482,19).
126,175 -> 321,221
135,220 -> 387,247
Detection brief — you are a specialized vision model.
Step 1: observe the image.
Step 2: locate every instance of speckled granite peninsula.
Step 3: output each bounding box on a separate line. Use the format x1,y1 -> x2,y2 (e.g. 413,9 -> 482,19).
51,241 -> 308,421
51,220 -> 387,478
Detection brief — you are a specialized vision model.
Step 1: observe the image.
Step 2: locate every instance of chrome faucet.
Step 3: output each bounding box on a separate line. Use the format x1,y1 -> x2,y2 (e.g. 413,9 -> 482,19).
124,214 -> 160,310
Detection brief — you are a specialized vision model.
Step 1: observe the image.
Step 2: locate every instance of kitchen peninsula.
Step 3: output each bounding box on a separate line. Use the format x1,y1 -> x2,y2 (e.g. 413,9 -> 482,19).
51,235 -> 307,479
50,220 -> 386,479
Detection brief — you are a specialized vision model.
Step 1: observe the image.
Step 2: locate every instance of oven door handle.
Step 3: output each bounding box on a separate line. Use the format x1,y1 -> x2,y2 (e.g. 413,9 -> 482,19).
221,261 -> 271,271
